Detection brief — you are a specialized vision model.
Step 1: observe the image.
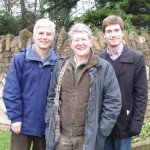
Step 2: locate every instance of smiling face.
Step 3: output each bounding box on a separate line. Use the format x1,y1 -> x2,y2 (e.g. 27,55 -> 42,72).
33,26 -> 54,51
103,24 -> 124,49
70,31 -> 93,59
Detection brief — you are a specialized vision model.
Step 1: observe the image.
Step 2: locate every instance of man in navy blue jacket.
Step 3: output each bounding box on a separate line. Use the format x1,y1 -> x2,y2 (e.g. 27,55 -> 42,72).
99,15 -> 148,150
3,18 -> 58,150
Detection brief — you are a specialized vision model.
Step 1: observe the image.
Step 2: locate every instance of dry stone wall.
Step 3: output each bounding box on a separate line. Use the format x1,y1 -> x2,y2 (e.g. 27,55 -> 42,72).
0,28 -> 150,129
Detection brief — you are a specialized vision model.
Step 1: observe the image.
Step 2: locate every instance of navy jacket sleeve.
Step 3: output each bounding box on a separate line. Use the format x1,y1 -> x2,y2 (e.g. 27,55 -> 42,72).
3,53 -> 25,123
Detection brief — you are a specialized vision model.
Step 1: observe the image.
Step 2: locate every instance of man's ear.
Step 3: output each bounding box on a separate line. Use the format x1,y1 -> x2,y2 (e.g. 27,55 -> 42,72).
103,32 -> 106,38
33,33 -> 35,41
122,30 -> 124,36
91,36 -> 94,42
90,36 -> 94,47
69,42 -> 73,50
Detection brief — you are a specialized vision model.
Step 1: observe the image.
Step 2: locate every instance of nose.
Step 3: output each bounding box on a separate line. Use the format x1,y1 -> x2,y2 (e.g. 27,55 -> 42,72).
111,31 -> 117,36
77,39 -> 84,45
43,33 -> 47,38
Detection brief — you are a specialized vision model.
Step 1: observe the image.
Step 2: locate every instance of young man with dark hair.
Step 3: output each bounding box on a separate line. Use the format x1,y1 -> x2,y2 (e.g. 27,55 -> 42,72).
99,15 -> 148,150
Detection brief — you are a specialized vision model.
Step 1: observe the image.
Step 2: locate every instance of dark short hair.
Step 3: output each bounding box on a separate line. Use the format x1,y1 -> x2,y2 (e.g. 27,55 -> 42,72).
102,15 -> 124,33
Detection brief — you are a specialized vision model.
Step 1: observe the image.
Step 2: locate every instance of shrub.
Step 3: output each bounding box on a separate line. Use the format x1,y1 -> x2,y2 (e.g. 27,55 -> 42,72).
132,120 -> 150,143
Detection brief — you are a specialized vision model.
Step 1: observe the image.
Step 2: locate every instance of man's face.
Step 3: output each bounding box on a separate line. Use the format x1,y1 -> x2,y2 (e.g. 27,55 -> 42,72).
103,24 -> 124,48
70,32 -> 92,58
33,26 -> 54,51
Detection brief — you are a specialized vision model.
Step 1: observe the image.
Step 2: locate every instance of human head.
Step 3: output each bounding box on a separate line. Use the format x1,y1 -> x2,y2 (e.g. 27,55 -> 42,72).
33,18 -> 56,37
102,15 -> 124,49
102,15 -> 124,33
68,23 -> 93,59
68,23 -> 93,42
33,18 -> 56,52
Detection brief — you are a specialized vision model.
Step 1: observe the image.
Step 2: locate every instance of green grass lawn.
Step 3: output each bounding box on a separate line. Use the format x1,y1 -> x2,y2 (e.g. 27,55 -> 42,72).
0,130 -> 10,150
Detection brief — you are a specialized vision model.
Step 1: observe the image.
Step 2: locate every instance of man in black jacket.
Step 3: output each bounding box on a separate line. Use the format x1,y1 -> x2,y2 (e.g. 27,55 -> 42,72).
99,15 -> 148,150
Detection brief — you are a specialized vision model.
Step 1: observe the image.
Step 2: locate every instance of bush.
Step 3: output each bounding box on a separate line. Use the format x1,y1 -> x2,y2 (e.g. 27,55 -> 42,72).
132,120 -> 150,143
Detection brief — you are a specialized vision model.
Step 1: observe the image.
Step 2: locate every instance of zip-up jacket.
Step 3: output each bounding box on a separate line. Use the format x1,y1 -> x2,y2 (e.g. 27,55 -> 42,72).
45,54 -> 122,150
3,44 -> 58,136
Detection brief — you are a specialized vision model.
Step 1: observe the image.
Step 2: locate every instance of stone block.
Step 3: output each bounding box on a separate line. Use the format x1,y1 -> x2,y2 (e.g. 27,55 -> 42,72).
19,28 -> 32,49
132,140 -> 150,150
0,36 -> 6,52
5,34 -> 15,51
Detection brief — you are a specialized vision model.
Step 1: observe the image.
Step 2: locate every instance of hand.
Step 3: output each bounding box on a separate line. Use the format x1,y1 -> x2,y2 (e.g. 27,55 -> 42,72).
11,122 -> 22,134
129,129 -> 140,136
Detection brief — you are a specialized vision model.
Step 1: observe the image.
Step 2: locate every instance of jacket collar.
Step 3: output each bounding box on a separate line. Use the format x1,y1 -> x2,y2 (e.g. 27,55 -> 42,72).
26,44 -> 58,65
101,44 -> 134,63
68,50 -> 97,69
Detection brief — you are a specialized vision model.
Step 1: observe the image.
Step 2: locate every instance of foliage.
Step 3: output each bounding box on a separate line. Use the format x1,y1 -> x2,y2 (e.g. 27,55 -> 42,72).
124,0 -> 150,33
0,11 -> 22,35
73,0 -> 150,34
41,0 -> 80,31
0,11 -> 40,36
0,0 -> 41,35
132,120 -> 150,143
0,0 -> 149,35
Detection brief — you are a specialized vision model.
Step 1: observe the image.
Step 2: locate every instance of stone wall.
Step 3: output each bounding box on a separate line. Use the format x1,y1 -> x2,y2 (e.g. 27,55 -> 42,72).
0,28 -> 150,128
132,140 -> 150,150
1,28 -> 150,68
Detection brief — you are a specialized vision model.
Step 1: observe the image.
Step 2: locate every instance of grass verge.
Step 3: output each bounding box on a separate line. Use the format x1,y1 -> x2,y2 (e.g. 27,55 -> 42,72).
0,130 -> 10,150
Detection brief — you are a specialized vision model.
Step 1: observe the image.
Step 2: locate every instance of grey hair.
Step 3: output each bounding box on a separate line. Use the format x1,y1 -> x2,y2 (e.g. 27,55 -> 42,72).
68,23 -> 93,42
33,18 -> 56,36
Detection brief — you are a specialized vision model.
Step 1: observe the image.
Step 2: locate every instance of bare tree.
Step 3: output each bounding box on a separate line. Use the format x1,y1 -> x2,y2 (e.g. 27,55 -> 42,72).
1,0 -> 20,15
